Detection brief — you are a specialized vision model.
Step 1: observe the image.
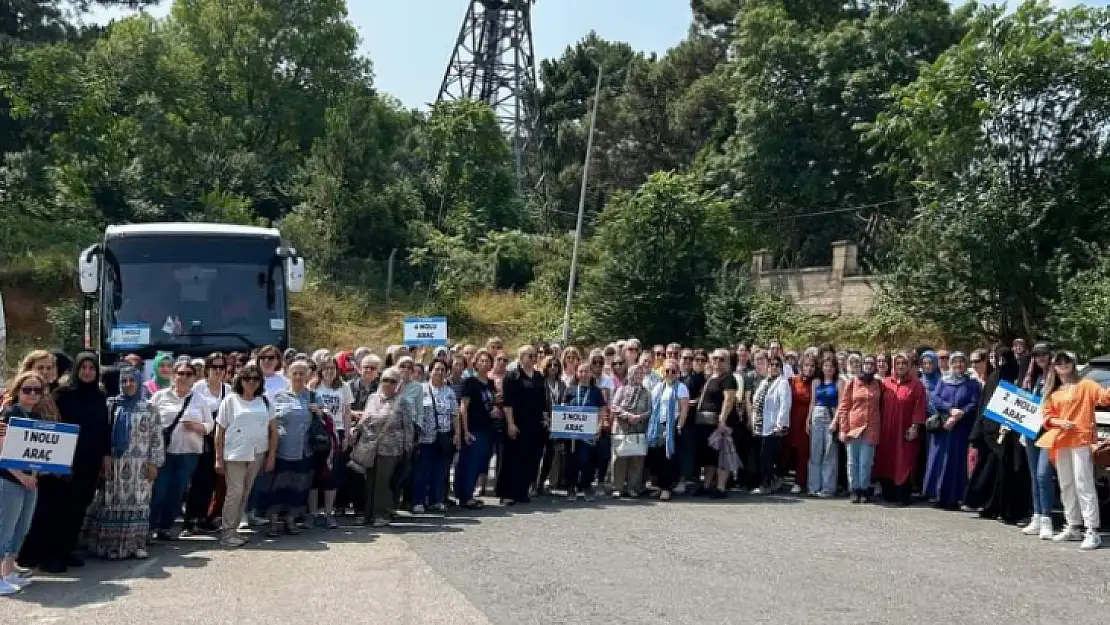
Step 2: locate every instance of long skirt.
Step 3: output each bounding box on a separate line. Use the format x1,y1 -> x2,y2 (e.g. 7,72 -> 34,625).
82,457 -> 155,560
257,457 -> 313,518
923,421 -> 972,509
963,439 -> 998,510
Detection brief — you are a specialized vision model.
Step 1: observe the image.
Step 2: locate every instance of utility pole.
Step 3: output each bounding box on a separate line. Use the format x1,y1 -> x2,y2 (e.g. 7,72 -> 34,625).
561,62 -> 603,345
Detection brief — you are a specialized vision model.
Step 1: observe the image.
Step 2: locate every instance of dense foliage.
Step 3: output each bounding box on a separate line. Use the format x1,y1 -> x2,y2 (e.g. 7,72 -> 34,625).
3,1 -> 1110,355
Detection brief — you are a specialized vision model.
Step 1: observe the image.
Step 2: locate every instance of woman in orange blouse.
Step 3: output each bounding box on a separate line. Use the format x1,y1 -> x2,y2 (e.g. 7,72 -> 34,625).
1037,351 -> 1105,550
836,355 -> 883,503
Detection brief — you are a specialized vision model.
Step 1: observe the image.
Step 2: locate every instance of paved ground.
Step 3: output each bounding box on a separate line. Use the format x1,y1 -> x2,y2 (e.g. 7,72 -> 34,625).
3,493 -> 1108,625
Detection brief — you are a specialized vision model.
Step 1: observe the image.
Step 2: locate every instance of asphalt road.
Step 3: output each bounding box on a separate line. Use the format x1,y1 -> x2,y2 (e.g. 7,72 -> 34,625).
3,493 -> 1108,625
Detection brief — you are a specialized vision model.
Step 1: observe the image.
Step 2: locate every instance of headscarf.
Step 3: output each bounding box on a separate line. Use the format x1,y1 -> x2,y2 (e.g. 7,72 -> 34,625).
150,351 -> 174,390
336,351 -> 356,378
919,351 -> 942,392
858,356 -> 877,384
110,365 -> 143,457
52,350 -> 73,384
943,351 -> 970,384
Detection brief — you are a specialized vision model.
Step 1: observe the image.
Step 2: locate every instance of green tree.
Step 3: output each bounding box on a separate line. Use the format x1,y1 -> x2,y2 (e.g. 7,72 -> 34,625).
578,172 -> 731,344
704,0 -> 967,266
868,1 -> 1110,340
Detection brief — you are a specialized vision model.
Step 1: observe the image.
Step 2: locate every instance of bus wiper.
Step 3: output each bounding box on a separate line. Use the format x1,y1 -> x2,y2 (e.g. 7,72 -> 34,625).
184,332 -> 258,350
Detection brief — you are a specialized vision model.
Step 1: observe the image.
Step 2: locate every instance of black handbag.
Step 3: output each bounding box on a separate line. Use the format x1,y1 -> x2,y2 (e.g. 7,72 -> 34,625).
425,384 -> 455,455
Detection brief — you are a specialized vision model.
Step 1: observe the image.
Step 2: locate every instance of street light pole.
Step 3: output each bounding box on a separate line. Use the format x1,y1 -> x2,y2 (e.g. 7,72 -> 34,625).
561,63 -> 603,345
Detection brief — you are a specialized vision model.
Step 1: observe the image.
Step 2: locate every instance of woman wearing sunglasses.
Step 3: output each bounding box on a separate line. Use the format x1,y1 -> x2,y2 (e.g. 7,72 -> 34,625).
646,360 -> 690,501
0,372 -> 51,595
215,364 -> 278,547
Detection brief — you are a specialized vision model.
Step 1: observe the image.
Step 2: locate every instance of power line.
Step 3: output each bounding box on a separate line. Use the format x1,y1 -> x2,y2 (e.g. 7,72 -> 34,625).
731,196 -> 916,225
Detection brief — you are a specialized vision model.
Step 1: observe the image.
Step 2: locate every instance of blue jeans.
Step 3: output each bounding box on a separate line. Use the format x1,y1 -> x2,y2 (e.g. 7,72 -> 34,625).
150,453 -> 200,531
0,478 -> 38,557
1025,442 -> 1055,516
846,440 -> 876,492
454,429 -> 493,503
412,443 -> 448,507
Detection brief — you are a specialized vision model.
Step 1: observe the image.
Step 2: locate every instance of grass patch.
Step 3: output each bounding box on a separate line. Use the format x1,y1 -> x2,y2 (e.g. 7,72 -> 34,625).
289,284 -> 534,353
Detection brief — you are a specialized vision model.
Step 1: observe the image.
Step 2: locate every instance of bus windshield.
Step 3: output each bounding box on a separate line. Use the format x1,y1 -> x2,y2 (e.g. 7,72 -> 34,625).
101,234 -> 288,354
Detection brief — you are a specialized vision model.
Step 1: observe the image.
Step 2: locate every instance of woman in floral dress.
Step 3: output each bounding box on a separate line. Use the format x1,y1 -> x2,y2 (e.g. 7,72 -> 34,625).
84,366 -> 165,560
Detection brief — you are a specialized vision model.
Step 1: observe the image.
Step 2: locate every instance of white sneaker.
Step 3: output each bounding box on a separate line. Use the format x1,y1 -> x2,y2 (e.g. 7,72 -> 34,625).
1039,516 -> 1054,540
1080,529 -> 1102,550
1052,527 -> 1083,542
411,504 -> 426,514
3,573 -> 29,590
0,579 -> 20,596
1021,515 -> 1041,535
134,549 -> 149,560
673,482 -> 687,495
752,487 -> 765,495
790,484 -> 803,494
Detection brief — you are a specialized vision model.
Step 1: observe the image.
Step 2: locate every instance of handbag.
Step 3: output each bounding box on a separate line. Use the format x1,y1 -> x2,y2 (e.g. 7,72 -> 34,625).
306,391 -> 334,455
425,383 -> 455,455
693,374 -> 717,425
612,433 -> 648,457
346,425 -> 378,473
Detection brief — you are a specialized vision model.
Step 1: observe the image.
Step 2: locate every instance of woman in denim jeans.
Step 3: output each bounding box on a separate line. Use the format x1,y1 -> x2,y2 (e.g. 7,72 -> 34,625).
1020,343 -> 1056,539
0,372 -> 51,595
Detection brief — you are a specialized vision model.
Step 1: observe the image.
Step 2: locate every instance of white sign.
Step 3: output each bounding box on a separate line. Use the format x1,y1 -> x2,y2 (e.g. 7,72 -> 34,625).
403,317 -> 448,346
0,418 -> 81,475
550,406 -> 600,441
984,381 -> 1044,439
109,323 -> 151,350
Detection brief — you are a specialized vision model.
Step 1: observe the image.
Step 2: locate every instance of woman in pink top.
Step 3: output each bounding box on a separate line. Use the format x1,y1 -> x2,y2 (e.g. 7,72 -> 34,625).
837,355 -> 883,503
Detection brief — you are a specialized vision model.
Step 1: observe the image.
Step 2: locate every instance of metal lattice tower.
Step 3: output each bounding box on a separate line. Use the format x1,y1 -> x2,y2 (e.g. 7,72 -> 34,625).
438,0 -> 538,187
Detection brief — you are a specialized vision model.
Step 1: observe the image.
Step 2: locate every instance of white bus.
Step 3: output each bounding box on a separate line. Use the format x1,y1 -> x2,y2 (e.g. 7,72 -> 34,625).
78,223 -> 305,365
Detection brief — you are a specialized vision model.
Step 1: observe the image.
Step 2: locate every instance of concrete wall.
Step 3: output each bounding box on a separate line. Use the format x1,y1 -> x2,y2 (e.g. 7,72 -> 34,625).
752,241 -> 878,316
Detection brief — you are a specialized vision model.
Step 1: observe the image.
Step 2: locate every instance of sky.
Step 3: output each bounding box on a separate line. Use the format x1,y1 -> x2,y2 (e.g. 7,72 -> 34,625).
86,0 -> 694,109
86,1 -> 1110,109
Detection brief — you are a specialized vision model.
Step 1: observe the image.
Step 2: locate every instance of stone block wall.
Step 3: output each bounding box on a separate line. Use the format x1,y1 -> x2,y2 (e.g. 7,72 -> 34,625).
752,241 -> 877,316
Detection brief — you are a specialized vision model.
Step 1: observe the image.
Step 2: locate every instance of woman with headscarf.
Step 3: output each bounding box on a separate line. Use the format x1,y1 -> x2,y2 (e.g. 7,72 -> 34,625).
964,347 -> 1031,523
19,352 -> 112,574
923,352 -> 981,510
914,351 -> 943,495
873,352 -> 928,505
83,365 -> 165,560
145,352 -> 174,396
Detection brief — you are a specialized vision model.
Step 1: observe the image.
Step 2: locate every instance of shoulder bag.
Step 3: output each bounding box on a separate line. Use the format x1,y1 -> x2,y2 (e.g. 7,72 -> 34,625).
162,394 -> 194,448
307,390 -> 334,455
694,374 -> 718,425
612,386 -> 648,457
426,383 -> 456,455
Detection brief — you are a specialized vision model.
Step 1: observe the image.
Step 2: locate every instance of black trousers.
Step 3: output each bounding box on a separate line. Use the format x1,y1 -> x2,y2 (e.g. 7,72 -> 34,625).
647,445 -> 678,490
20,472 -> 98,566
184,441 -> 218,524
496,426 -> 545,501
759,435 -> 782,487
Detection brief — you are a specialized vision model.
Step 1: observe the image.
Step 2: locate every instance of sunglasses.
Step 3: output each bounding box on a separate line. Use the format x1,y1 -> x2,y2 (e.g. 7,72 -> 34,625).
209,363 -> 226,370
175,370 -> 195,377
590,359 -> 604,365
970,358 -> 984,364
381,378 -> 399,384
611,361 -> 625,366
19,386 -> 44,396
664,369 -> 678,375
260,355 -> 277,361
242,376 -> 262,383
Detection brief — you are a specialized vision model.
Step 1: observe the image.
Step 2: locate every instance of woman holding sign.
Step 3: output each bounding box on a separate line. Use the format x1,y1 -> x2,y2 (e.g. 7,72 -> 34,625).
0,371 -> 51,595
20,352 -> 111,574
562,363 -> 608,501
1037,351 -> 1105,550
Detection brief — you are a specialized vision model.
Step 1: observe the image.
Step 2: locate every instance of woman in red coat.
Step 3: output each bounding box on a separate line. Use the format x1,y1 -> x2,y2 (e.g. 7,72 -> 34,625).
873,352 -> 927,505
784,354 -> 816,494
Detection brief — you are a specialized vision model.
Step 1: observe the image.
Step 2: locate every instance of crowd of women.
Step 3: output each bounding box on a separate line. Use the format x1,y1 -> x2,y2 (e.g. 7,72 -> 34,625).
1,336 -> 1107,595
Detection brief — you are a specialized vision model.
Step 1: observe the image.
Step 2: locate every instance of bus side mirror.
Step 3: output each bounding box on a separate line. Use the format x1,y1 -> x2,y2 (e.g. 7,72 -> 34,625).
286,256 -> 305,293
78,245 -> 100,294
